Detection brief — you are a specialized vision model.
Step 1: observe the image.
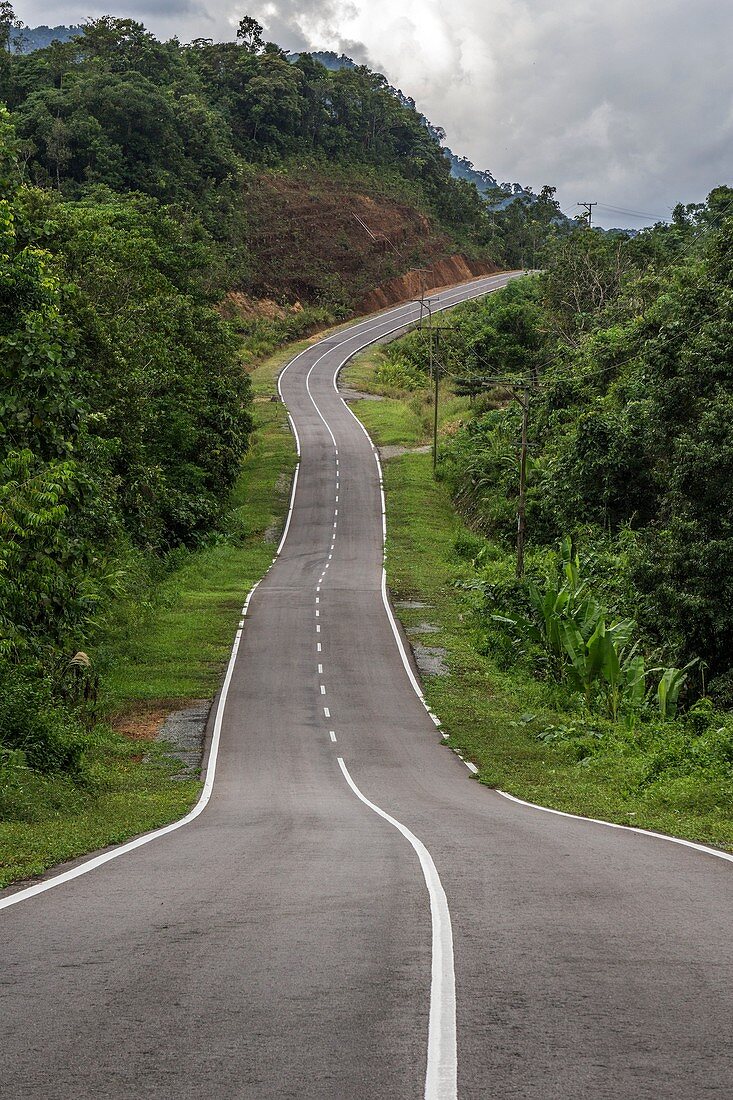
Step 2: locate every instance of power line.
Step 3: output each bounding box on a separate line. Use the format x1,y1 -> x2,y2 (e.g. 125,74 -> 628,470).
595,202 -> 668,222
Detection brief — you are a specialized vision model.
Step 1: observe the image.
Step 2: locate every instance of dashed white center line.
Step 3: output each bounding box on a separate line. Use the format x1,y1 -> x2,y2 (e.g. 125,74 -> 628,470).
329,731 -> 337,743
320,684 -> 326,695
316,625 -> 321,633
318,664 -> 323,674
324,706 -> 331,718
316,597 -> 320,604
317,642 -> 322,652
315,609 -> 320,617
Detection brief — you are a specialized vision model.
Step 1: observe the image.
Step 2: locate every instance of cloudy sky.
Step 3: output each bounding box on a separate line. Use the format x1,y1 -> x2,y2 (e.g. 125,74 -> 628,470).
15,0 -> 733,228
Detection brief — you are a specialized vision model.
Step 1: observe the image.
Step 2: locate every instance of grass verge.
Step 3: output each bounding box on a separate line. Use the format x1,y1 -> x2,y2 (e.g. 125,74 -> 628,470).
343,348 -> 733,852
0,342 -> 300,888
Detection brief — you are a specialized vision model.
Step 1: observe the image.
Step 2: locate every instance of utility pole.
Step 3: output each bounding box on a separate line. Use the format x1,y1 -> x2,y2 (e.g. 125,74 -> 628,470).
447,369 -> 533,572
515,386 -> 530,578
577,202 -> 597,229
424,323 -> 452,470
432,325 -> 439,470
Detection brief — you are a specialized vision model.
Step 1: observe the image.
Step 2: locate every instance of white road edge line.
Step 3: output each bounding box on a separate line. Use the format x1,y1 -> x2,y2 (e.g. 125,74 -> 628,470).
337,756 -> 456,1100
0,578 -> 264,912
495,790 -> 733,862
275,462 -> 300,557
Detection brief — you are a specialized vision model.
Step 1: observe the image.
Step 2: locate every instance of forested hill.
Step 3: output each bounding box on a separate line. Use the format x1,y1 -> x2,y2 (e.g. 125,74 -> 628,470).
1,15 -> 510,308
12,24 -> 568,248
0,11 -> 561,814
290,48 -> 541,214
10,24 -> 83,53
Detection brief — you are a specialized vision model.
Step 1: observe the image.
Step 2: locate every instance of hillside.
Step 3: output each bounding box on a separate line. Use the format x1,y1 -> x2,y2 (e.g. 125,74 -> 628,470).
9,23 -> 574,261
2,18 -> 505,320
230,168 -> 497,314
10,23 -> 82,52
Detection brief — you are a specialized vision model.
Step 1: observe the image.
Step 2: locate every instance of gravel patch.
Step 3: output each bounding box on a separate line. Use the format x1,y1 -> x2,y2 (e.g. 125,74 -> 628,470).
339,387 -> 385,401
379,444 -> 431,460
412,644 -> 449,677
155,700 -> 210,780
407,622 -> 441,635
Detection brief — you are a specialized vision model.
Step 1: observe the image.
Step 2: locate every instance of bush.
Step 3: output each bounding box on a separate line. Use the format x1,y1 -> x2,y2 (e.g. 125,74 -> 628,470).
708,669 -> 733,710
374,356 -> 425,392
0,665 -> 87,773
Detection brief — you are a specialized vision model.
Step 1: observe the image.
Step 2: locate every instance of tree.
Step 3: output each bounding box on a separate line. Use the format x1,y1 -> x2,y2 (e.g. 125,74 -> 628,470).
236,16 -> 264,54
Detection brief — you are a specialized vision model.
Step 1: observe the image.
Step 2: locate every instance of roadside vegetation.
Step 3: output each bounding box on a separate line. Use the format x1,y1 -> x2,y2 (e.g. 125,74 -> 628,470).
0,334 -> 297,888
344,196 -> 733,849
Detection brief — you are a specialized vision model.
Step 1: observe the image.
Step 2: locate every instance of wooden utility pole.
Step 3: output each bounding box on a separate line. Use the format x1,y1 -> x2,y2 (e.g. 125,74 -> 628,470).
516,386 -> 530,577
427,326 -> 452,471
432,328 -> 439,470
577,201 -> 597,228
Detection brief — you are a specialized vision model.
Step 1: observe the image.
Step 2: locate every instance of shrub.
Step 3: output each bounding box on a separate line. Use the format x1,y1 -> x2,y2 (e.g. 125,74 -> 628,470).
0,664 -> 87,773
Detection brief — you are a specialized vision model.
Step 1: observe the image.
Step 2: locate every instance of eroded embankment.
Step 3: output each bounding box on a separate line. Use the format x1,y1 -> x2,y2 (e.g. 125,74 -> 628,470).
360,255 -> 498,313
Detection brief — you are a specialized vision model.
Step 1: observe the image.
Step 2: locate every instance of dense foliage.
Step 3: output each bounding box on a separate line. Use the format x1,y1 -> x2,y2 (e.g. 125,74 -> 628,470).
389,189 -> 733,701
0,98 -> 251,776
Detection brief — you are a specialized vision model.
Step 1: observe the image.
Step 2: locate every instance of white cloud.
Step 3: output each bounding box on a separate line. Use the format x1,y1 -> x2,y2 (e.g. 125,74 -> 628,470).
15,0 -> 733,227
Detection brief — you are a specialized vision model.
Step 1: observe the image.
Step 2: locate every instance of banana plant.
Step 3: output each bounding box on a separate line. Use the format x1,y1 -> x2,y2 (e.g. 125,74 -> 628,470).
656,661 -> 697,718
558,614 -> 646,717
493,537 -> 652,719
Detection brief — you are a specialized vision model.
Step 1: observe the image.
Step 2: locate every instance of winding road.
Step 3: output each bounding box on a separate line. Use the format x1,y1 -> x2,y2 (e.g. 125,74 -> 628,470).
2,273 -> 732,1099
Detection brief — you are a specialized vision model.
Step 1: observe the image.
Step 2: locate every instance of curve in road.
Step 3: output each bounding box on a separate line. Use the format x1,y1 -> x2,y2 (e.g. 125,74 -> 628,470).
3,274 -> 732,1100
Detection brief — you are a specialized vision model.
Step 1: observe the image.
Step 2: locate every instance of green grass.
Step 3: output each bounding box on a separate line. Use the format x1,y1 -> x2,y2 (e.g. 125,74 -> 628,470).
346,349 -> 733,852
103,353 -> 298,706
343,346 -> 471,448
0,737 -> 200,886
0,341 -> 300,888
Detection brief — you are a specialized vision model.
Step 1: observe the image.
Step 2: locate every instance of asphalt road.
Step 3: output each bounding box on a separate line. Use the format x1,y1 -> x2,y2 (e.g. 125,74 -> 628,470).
2,273 -> 732,1099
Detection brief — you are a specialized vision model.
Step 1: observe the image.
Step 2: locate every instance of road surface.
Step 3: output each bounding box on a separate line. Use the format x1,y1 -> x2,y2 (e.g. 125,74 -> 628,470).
2,273 -> 732,1099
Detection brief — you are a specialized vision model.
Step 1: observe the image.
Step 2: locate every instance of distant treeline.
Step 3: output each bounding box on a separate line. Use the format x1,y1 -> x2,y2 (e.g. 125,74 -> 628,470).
10,24 -> 83,54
